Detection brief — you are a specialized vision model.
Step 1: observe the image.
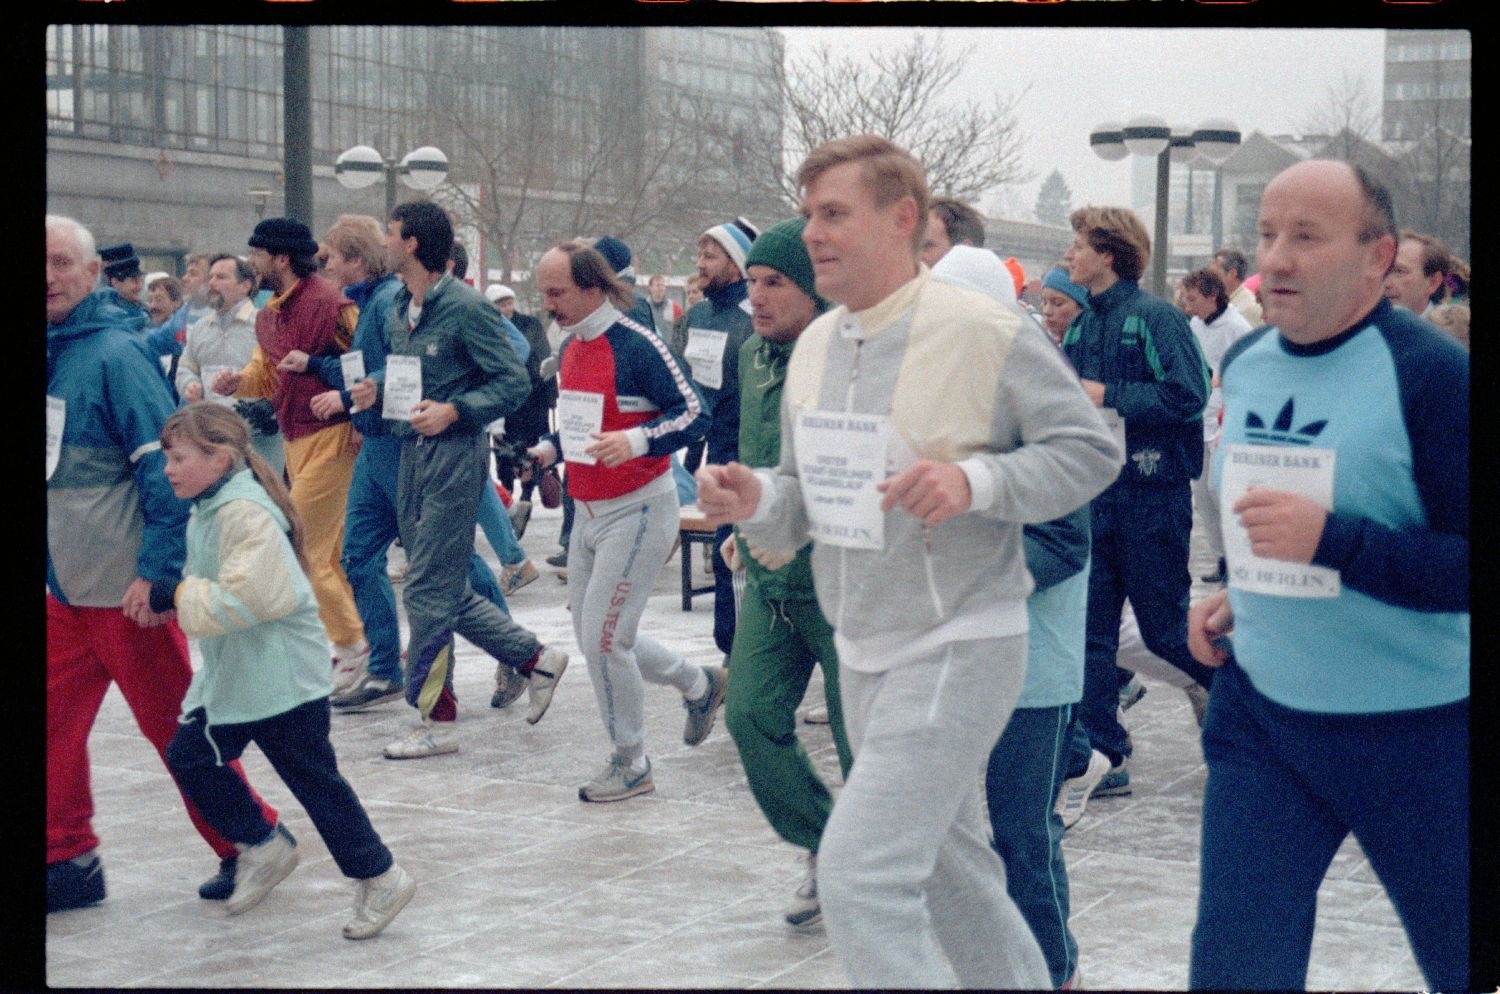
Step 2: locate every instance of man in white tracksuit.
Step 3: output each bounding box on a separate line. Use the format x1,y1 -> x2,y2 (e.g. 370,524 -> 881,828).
697,135 -> 1121,989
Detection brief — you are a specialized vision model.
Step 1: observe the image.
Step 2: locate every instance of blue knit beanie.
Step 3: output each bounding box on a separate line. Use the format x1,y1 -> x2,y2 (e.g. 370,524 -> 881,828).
1042,266 -> 1089,307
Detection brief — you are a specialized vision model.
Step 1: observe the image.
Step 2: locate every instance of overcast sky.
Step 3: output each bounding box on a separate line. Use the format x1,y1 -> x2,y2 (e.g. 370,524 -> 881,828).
778,28 -> 1389,220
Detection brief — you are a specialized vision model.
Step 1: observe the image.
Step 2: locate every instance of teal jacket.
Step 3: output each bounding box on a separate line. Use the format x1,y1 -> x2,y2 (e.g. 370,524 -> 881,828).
175,469 -> 332,724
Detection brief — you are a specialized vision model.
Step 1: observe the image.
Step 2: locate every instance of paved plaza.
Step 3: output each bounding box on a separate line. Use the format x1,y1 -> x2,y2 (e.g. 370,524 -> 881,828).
46,501 -> 1427,989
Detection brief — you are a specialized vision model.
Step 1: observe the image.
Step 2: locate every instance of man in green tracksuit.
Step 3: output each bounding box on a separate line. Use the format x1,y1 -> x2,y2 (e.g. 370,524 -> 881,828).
722,217 -> 853,929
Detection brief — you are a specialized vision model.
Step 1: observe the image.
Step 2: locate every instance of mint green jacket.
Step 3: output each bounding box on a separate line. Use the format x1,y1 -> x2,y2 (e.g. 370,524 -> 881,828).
175,469 -> 331,724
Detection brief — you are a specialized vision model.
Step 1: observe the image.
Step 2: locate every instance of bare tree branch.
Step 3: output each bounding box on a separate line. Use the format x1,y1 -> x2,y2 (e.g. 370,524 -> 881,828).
773,33 -> 1032,208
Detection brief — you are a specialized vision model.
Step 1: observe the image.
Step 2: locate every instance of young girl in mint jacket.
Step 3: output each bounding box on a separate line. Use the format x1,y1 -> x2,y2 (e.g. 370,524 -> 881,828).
155,402 -> 414,940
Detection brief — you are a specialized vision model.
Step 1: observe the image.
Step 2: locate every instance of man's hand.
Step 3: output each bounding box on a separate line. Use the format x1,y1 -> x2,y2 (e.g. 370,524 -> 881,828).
877,459 -> 971,526
348,378 -> 377,413
746,539 -> 796,572
1080,379 -> 1107,407
1233,487 -> 1326,564
212,369 -> 242,396
309,390 -> 346,420
695,462 -> 762,527
409,399 -> 459,437
1187,588 -> 1234,668
121,578 -> 170,628
182,382 -> 203,403
719,534 -> 742,572
276,349 -> 310,373
584,431 -> 634,468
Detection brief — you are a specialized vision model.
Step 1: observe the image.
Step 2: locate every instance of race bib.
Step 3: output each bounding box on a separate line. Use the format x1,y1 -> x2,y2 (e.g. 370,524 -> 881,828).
340,349 -> 366,386
557,390 -> 605,466
1220,444 -> 1340,598
793,409 -> 889,550
684,327 -> 729,390
46,396 -> 65,481
382,355 -> 423,421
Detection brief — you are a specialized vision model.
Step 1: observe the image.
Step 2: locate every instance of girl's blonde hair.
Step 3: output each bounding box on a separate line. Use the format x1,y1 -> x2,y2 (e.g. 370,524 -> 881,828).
161,402 -> 309,572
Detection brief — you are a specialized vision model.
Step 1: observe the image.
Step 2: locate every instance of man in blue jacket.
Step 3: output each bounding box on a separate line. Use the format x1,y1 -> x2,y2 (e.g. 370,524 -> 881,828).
1061,205 -> 1214,796
683,216 -> 759,658
46,214 -> 278,912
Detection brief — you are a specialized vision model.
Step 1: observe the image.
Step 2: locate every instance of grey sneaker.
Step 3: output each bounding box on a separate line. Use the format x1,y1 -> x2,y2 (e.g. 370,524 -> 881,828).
578,756 -> 655,803
226,824 -> 299,915
683,665 -> 727,746
1091,759 -> 1132,798
525,647 -> 569,725
508,499 -> 533,541
784,852 -> 821,927
330,641 -> 370,696
1054,749 -> 1111,829
331,674 -> 405,713
1118,673 -> 1147,711
500,559 -> 540,595
1184,683 -> 1210,728
491,663 -> 528,710
343,863 -> 416,940
383,721 -> 458,760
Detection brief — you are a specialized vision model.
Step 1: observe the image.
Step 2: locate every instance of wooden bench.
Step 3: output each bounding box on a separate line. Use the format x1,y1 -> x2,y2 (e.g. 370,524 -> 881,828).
678,507 -> 717,611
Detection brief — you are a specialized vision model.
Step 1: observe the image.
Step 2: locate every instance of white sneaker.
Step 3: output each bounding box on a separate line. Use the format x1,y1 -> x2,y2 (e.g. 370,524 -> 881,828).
525,647 -> 569,725
383,721 -> 457,760
331,641 -> 370,696
343,863 -> 416,939
578,755 -> 655,803
784,852 -> 821,927
226,825 -> 299,915
1054,749 -> 1111,829
801,702 -> 830,725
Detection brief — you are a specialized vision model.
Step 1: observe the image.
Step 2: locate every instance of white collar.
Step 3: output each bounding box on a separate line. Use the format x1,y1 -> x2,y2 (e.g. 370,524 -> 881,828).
566,300 -> 623,341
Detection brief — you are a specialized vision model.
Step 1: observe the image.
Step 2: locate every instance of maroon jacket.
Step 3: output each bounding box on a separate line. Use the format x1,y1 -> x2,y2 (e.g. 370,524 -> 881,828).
253,275 -> 354,442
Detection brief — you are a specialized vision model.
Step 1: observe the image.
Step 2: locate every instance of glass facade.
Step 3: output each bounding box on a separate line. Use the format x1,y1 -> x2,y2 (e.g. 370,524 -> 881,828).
46,25 -> 780,191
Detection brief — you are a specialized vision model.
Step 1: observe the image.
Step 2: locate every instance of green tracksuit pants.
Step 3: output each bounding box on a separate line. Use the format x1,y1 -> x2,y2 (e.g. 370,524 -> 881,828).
724,586 -> 853,853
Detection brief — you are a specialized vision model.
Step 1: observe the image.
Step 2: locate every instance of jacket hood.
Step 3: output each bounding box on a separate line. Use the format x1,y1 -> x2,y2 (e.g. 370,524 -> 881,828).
48,289 -> 147,344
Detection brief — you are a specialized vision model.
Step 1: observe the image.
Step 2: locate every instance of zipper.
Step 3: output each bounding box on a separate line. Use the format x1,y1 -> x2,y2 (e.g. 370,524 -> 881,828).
836,337 -> 863,635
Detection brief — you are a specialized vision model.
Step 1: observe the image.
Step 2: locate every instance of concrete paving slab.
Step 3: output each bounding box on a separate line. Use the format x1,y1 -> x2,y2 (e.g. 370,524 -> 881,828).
44,500 -> 1429,989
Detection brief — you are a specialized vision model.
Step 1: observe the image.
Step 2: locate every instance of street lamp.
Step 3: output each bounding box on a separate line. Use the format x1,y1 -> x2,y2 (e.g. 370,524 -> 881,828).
335,144 -> 449,217
1090,117 -> 1240,297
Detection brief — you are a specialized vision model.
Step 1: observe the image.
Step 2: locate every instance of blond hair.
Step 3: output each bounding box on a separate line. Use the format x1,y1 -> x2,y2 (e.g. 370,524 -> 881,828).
160,403 -> 309,573
796,135 -> 930,252
322,214 -> 388,279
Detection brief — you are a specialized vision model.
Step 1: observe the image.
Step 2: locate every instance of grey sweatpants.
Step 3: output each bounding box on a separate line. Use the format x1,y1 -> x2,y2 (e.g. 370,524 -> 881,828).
398,432 -> 541,720
819,634 -> 1051,989
569,488 -> 701,760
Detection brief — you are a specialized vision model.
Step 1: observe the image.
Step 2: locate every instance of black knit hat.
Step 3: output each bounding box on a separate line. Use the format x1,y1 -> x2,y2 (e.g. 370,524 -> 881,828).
248,218 -> 319,257
99,242 -> 142,280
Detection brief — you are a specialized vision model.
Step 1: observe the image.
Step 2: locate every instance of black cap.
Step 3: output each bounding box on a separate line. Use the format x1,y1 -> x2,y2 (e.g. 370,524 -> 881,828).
99,242 -> 142,280
248,218 -> 319,257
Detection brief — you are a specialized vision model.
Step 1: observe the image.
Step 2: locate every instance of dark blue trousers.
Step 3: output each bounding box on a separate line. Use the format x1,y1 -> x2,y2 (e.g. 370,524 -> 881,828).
1081,485 -> 1215,765
1190,661 -> 1468,991
167,698 -> 393,880
985,704 -> 1078,987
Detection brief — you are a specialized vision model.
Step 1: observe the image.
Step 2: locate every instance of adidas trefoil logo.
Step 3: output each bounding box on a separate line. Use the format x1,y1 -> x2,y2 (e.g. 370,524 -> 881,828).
1244,398 -> 1327,447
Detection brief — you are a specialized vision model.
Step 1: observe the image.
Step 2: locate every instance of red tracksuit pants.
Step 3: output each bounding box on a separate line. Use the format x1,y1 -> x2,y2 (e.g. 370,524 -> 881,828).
46,596 -> 277,864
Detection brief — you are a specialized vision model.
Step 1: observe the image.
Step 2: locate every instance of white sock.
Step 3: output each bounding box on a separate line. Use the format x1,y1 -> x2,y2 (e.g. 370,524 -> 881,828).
685,668 -> 709,703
